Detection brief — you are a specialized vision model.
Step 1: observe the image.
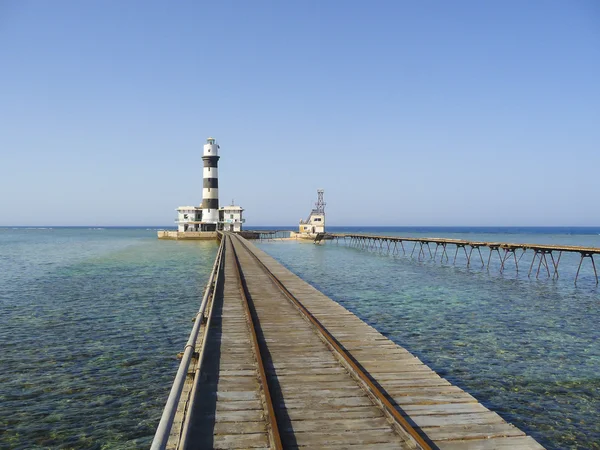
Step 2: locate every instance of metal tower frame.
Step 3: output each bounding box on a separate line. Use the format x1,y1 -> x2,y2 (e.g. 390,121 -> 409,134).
315,189 -> 326,214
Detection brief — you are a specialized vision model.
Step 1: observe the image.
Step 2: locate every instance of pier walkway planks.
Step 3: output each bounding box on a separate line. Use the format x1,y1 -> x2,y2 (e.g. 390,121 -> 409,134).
168,234 -> 544,450
184,236 -> 271,449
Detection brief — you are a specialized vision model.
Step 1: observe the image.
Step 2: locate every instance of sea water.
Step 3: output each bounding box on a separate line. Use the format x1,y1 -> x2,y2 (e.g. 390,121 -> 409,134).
0,227 -> 598,449
0,228 -> 217,449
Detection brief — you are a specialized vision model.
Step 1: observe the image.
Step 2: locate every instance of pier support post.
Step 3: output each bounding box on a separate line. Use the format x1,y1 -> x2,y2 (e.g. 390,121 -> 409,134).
434,243 -> 449,262
575,252 -> 599,284
551,251 -> 562,279
441,243 -> 449,262
487,245 -> 502,271
528,250 -> 539,277
424,242 -> 433,258
499,248 -> 519,273
468,245 -> 485,267
535,250 -> 552,279
454,244 -> 468,265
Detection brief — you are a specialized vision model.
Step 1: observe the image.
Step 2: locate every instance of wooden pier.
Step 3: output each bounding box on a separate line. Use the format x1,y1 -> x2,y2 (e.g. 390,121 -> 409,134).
152,233 -> 545,450
326,234 -> 599,284
241,230 -> 291,241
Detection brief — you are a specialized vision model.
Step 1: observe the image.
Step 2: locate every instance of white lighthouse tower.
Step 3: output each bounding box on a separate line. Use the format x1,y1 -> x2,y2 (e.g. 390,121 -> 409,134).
158,136 -> 246,239
201,137 -> 220,231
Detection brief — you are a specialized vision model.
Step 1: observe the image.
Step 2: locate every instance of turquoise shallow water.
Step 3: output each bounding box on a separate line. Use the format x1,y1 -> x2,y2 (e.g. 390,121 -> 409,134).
0,228 -> 218,449
257,228 -> 600,450
1,227 -> 599,449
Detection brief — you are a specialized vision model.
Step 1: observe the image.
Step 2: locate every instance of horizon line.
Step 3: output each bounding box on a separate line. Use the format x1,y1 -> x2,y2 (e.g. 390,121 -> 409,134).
2,225 -> 600,229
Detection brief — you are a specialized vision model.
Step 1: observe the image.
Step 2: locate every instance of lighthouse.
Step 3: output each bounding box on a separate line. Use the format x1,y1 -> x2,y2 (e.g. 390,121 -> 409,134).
201,137 -> 220,231
159,136 -> 246,239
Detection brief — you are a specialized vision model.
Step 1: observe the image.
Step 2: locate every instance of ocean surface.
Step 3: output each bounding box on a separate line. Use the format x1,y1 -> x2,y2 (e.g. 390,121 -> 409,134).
1,226 -> 599,449
0,228 -> 218,449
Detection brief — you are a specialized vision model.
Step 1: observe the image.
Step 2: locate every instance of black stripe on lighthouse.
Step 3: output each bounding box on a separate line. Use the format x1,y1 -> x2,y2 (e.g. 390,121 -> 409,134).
201,198 -> 219,209
202,156 -> 220,167
203,178 -> 218,188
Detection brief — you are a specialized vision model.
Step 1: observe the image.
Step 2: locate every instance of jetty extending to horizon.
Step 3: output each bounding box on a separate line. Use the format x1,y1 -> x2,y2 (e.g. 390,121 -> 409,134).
322,233 -> 599,284
152,232 -> 544,450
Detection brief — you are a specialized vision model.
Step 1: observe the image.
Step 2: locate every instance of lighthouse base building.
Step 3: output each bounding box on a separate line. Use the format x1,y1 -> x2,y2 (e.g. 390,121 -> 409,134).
219,204 -> 245,232
158,137 -> 245,240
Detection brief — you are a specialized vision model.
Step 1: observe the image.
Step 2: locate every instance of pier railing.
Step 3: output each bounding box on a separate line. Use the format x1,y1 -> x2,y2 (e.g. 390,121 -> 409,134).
150,236 -> 225,450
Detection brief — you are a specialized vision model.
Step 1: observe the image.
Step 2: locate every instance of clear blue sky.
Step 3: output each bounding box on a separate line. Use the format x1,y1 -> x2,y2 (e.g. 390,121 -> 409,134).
1,1 -> 598,226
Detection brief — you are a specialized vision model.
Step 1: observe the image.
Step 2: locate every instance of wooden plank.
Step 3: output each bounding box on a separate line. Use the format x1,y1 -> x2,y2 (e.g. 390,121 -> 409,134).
287,429 -> 414,447
420,422 -> 525,441
399,403 -> 489,415
202,409 -> 264,422
374,378 -> 451,387
203,432 -> 270,449
213,421 -> 267,434
284,406 -> 384,421
385,386 -> 467,396
436,436 -> 545,450
410,411 -> 506,427
282,417 -> 394,433
214,400 -> 263,412
392,393 -> 478,405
